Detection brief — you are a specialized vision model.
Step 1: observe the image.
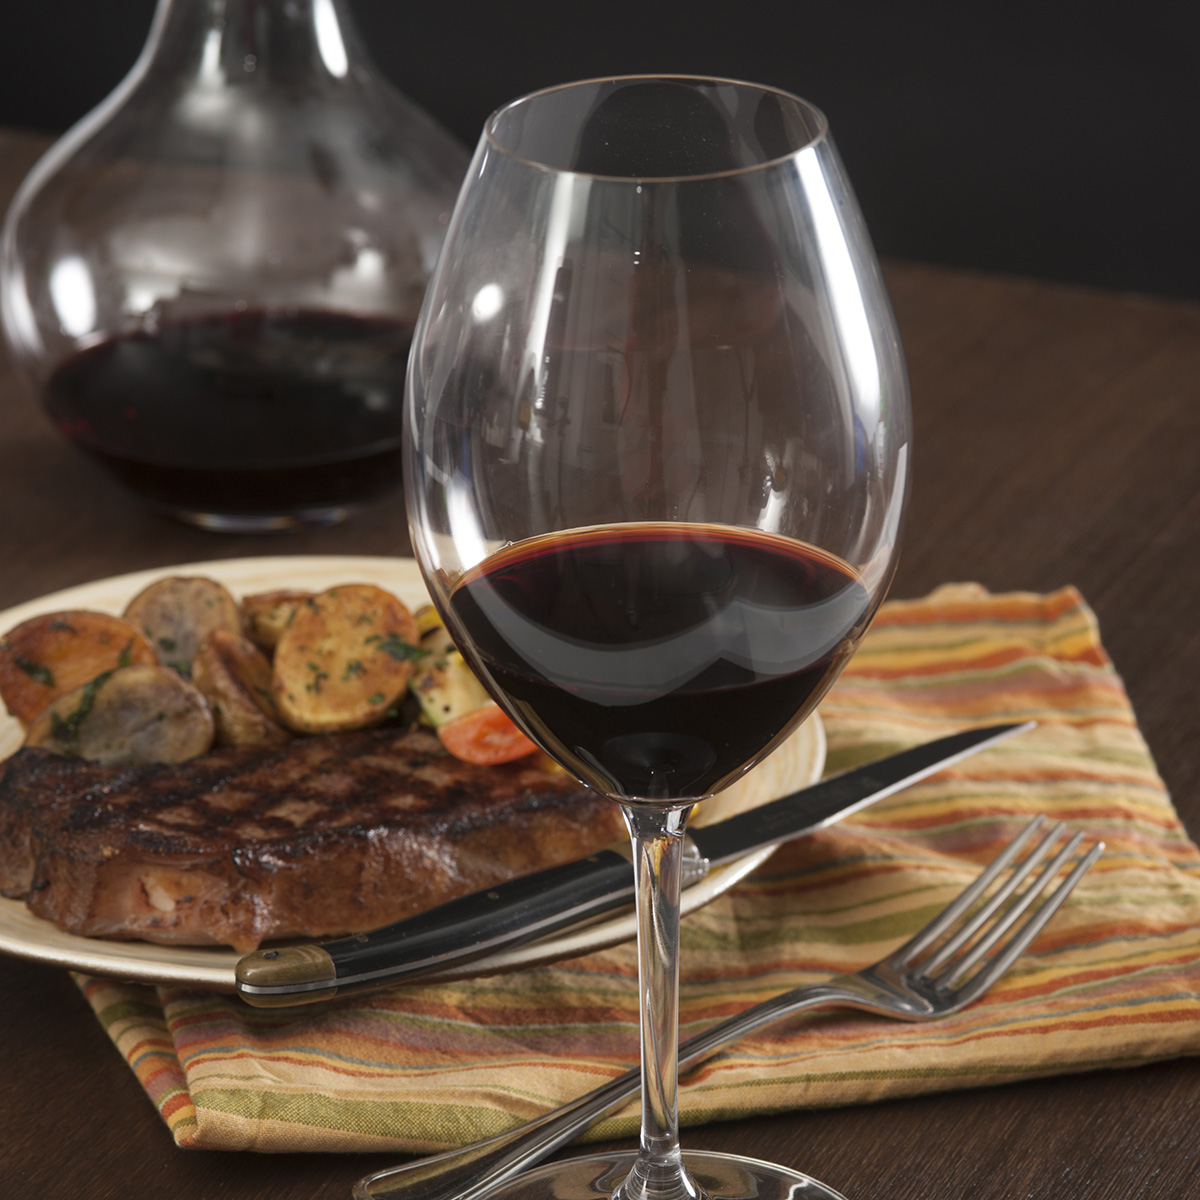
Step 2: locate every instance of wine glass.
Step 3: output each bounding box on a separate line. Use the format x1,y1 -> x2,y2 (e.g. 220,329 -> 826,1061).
403,76 -> 910,1200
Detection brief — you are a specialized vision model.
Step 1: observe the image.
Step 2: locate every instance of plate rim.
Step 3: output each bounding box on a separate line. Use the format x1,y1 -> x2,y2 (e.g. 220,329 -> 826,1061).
0,554 -> 826,991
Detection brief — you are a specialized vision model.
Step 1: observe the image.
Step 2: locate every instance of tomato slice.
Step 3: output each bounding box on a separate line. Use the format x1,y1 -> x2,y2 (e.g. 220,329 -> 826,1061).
437,703 -> 539,765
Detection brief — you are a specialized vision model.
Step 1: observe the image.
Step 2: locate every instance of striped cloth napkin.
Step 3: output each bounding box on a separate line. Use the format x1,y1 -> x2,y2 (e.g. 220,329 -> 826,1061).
77,584 -> 1200,1153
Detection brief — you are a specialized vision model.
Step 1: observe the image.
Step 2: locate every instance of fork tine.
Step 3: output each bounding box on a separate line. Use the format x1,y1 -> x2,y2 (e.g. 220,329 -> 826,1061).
925,829 -> 1085,979
894,815 -> 1046,963
940,838 -> 1104,1006
919,823 -> 1073,975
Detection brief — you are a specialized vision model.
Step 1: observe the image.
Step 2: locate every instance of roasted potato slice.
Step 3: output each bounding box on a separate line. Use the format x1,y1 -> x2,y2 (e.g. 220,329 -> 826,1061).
192,629 -> 291,747
25,663 -> 214,765
123,576 -> 241,675
0,610 -> 156,727
240,589 -> 313,653
272,584 -> 421,734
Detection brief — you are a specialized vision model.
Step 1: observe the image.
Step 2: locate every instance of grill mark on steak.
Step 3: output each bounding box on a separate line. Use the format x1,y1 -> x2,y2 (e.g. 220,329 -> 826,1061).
0,726 -> 624,953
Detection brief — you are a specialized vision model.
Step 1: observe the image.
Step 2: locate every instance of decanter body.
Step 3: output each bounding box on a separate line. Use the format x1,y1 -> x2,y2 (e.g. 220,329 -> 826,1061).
1,0 -> 468,529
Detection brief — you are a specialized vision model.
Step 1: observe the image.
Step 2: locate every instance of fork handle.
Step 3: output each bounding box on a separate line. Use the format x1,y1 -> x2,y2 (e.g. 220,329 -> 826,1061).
353,983 -> 848,1200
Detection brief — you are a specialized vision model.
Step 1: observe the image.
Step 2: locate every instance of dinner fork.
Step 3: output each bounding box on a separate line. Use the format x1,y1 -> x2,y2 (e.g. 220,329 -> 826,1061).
353,816 -> 1102,1200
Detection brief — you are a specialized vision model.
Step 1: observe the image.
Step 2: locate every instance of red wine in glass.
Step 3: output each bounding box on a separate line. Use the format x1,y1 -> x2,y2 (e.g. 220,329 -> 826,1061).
449,522 -> 871,802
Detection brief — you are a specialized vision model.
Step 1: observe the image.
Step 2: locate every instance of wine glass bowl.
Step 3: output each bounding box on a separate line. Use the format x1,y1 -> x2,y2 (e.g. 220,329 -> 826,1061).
405,76 -> 910,1200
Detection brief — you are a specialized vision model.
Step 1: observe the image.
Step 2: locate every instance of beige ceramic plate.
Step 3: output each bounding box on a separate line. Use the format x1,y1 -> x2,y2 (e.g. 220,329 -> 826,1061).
0,555 -> 825,991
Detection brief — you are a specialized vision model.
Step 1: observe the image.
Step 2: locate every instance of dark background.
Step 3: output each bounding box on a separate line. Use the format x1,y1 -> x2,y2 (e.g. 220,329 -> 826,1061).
0,0 -> 1197,302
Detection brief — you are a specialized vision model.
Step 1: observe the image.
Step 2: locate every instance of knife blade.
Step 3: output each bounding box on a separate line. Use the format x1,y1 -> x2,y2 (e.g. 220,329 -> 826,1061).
235,721 -> 1032,1006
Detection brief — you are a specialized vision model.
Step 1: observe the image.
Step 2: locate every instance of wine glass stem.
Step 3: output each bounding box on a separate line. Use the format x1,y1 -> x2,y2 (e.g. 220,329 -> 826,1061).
619,801 -> 702,1200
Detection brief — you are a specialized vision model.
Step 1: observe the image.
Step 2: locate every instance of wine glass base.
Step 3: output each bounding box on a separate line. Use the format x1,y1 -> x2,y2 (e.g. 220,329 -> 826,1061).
479,1150 -> 848,1200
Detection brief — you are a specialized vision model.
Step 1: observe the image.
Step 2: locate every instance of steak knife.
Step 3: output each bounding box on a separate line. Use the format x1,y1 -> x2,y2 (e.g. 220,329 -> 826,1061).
235,721 -> 1032,1006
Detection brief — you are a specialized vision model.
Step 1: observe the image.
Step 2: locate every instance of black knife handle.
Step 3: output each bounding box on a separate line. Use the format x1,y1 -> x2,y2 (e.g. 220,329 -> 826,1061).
236,847 -> 636,1005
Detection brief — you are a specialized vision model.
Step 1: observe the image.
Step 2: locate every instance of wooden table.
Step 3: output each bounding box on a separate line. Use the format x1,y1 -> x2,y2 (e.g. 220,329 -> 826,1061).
2,126 -> 1199,1198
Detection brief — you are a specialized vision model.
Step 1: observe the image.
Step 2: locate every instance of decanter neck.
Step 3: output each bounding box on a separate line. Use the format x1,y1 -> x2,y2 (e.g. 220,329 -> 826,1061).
140,0 -> 365,87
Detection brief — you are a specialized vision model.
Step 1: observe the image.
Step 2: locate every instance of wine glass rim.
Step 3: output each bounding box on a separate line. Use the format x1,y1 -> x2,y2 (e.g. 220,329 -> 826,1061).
483,74 -> 831,182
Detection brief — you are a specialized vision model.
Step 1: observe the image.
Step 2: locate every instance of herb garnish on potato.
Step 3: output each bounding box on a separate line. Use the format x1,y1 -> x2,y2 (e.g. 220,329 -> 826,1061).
24,663 -> 214,764
271,584 -> 422,734
0,611 -> 156,727
123,576 -> 241,675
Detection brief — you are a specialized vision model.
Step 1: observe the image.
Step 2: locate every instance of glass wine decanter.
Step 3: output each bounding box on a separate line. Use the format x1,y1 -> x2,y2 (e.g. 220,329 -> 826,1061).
394,77 -> 911,1200
0,0 -> 467,531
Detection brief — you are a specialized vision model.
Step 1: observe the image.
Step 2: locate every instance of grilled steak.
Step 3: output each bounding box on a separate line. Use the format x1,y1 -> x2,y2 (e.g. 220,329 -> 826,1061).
0,727 -> 624,953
